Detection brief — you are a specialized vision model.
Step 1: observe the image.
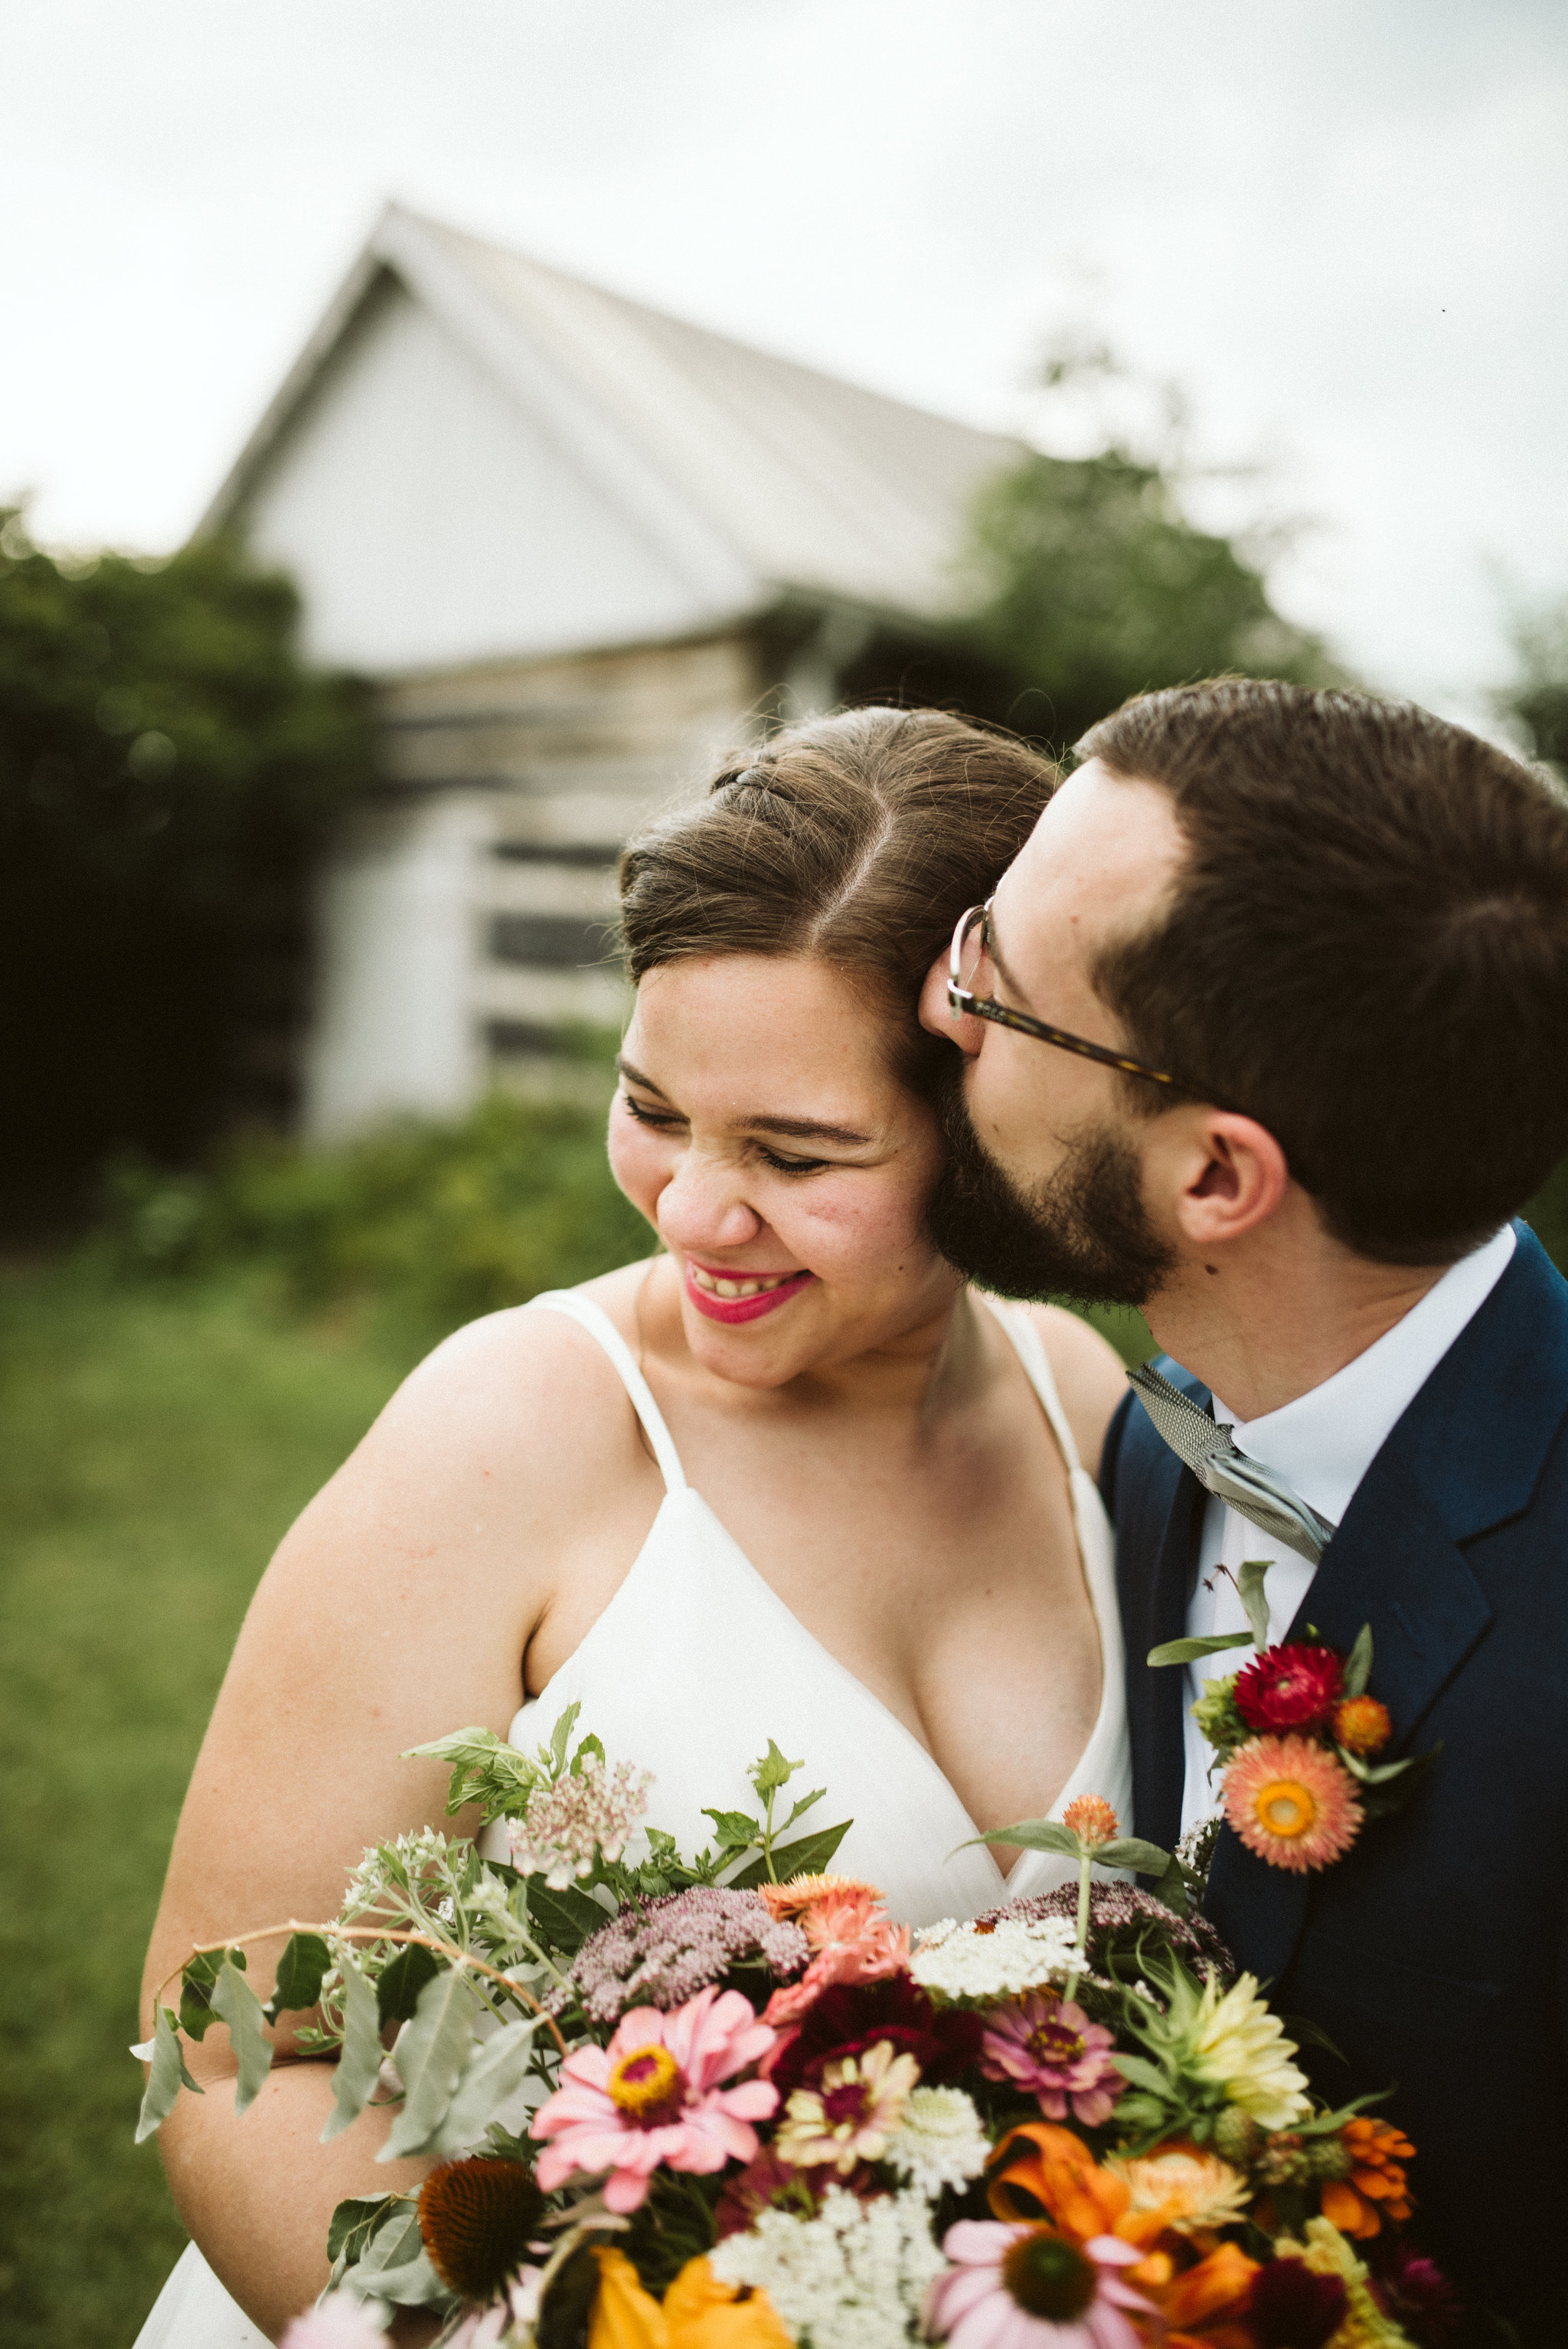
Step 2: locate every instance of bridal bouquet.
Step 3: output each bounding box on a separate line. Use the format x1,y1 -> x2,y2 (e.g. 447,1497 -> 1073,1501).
136,1711 -> 1456,2349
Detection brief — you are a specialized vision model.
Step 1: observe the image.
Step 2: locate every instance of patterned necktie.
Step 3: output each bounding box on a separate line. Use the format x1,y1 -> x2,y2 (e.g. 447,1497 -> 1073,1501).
1128,1363 -> 1338,1567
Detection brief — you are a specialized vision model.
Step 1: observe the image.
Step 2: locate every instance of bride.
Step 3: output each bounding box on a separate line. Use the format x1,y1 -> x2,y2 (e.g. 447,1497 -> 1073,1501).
136,706 -> 1131,2346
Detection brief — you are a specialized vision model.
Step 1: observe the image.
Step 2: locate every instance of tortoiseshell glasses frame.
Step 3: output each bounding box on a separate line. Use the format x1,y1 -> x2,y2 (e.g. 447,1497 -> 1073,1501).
946,900 -> 1194,1096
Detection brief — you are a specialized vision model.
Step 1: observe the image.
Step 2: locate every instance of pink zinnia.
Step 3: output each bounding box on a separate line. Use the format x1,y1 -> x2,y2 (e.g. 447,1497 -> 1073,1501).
927,2220 -> 1153,2348
978,1991 -> 1122,2127
530,1985 -> 777,2213
761,1890 -> 911,2030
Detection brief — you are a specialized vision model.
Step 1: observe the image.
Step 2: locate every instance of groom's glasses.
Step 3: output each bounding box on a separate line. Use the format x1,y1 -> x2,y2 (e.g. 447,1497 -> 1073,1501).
947,900 -> 1191,1096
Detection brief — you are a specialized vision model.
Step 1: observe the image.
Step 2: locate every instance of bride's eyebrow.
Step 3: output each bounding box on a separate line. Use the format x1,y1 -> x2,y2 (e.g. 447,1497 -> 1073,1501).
745,1111 -> 874,1147
616,1059 -> 871,1147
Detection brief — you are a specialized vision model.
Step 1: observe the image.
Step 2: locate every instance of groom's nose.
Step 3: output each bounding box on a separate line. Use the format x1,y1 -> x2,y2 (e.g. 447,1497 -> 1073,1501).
918,951 -> 985,1057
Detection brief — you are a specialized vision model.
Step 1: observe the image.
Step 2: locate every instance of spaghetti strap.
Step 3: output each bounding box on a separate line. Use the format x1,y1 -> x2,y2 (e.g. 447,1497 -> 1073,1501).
523,1289 -> 688,1492
982,1297 -> 1085,1477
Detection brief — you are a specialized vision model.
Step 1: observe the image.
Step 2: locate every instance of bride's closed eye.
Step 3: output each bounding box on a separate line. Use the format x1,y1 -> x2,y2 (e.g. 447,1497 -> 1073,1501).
621,1092 -> 828,1177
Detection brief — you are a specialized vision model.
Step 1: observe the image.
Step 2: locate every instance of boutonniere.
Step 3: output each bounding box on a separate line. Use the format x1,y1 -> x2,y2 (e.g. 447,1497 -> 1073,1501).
1150,1563 -> 1440,1875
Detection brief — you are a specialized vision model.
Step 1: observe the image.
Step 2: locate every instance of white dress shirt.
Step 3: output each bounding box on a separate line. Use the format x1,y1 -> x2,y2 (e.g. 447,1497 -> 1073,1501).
1178,1222 -> 1517,1838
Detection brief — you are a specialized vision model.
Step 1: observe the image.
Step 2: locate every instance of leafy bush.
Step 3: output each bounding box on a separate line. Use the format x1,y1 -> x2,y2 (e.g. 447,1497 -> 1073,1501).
0,507 -> 374,1222
101,1093 -> 651,1338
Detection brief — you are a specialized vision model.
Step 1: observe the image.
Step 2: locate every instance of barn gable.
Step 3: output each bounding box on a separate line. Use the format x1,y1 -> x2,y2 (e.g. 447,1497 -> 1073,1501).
203,206 -> 1021,1136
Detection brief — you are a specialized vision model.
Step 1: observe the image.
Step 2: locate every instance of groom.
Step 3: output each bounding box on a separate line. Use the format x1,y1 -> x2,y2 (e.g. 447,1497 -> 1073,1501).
919,679 -> 1568,2344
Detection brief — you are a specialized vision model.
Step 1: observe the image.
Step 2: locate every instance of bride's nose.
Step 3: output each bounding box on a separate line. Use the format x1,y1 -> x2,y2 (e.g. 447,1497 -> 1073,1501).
655,1152 -> 764,1253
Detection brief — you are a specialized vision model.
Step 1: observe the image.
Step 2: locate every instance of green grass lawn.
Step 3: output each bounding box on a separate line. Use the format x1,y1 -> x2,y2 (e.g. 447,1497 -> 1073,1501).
0,1267 -> 422,2348
0,1251 -> 1148,2349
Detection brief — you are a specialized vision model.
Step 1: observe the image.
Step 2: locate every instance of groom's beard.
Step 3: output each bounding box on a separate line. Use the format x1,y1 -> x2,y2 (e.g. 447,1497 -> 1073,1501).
926,1060 -> 1175,1308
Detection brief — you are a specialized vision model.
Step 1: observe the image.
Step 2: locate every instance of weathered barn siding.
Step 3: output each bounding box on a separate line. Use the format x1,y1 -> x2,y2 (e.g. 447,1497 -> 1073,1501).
303,629 -> 762,1134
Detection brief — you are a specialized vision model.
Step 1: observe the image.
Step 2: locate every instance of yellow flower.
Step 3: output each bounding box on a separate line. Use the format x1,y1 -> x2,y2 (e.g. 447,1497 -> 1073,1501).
590,2246 -> 668,2348
1272,2218 -> 1413,2348
664,2257 -> 792,2347
1190,1972 -> 1311,2131
1107,2142 -> 1251,2233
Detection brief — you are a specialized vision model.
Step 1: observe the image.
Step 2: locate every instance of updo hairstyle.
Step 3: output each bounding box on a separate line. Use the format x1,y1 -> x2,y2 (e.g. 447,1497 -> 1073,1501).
617,707 -> 1057,1091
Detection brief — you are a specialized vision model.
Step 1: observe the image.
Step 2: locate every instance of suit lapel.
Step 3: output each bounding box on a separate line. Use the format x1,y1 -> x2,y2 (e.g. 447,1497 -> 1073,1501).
1205,1222 -> 1568,1986
1115,1362 -> 1210,1854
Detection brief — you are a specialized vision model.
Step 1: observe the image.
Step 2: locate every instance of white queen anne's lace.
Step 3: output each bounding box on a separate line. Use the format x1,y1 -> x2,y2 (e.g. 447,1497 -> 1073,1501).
506,1759 -> 652,1888
883,2087 -> 991,2200
710,2187 -> 944,2349
909,1914 -> 1079,2004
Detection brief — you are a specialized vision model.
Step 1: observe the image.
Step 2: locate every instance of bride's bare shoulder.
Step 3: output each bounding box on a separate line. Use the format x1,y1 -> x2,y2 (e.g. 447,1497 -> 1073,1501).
1021,1303 -> 1131,1481
331,1259 -> 661,1511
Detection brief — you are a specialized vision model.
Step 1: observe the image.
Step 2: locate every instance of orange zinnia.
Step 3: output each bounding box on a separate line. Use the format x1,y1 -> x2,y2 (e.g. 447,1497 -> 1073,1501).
1320,2115 -> 1416,2237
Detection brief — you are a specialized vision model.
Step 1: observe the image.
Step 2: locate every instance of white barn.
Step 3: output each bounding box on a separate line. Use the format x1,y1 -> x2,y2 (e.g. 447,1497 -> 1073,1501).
205,205 -> 1020,1135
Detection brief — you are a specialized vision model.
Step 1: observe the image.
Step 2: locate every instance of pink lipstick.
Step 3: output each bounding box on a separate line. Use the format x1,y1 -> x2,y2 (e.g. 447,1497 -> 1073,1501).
683,1259 -> 815,1325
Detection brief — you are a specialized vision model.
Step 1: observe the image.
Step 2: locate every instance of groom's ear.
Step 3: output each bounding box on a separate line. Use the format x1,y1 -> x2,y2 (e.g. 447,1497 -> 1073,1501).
1151,1108 -> 1292,1248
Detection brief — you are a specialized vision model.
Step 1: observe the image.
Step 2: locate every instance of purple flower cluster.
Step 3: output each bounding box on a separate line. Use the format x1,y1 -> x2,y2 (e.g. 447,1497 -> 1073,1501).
567,1887 -> 810,2025
978,1883 -> 1233,1986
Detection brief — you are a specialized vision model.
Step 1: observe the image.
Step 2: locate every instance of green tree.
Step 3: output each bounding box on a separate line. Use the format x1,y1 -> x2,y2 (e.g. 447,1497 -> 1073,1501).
962,446 -> 1339,750
0,511 -> 374,1224
1496,592 -> 1568,776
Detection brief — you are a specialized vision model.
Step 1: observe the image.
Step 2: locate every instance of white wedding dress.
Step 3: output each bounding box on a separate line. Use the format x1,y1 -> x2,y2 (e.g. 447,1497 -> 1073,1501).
135,1288 -> 1129,2349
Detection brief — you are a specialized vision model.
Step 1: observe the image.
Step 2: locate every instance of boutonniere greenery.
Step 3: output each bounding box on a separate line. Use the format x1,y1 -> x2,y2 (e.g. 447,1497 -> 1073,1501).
1149,1563 -> 1440,1876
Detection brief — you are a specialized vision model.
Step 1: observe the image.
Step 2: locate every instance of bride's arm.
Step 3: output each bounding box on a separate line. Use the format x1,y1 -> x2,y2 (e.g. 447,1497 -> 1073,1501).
139,1305 -> 643,2341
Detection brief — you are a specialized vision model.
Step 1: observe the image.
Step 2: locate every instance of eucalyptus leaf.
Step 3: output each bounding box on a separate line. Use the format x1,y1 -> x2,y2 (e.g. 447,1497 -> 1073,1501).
135,2005 -> 203,2144
728,1817 -> 851,1890
355,2209 -> 424,2276
328,2193 -> 402,2270
321,1950 -> 384,2143
953,1818 -> 1080,1861
1236,1559 -> 1272,1649
264,1932 -> 332,2027
1095,1837 -> 1172,1875
178,1946 -> 228,2042
211,1957 -> 273,2115
1343,1622 -> 1375,1700
1147,1632 -> 1255,1668
348,2247 -> 452,2309
376,1942 -> 441,2027
421,2020 -> 541,2158
381,1965 -> 481,2159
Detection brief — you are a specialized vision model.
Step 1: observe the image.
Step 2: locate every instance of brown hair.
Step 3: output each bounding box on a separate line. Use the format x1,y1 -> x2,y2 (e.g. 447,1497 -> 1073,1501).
618,706 -> 1056,1089
1078,679 -> 1568,1262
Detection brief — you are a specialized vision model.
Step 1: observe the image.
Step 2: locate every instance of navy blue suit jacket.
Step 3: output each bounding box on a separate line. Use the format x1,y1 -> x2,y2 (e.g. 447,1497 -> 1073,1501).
1102,1221 -> 1568,2342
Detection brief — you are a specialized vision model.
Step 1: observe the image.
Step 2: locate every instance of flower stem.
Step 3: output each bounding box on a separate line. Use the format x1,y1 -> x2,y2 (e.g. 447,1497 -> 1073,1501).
1066,1851 -> 1091,2002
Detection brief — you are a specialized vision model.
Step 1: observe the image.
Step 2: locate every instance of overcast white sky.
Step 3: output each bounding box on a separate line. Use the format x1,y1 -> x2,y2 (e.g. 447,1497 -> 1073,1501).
3,0 -> 1564,724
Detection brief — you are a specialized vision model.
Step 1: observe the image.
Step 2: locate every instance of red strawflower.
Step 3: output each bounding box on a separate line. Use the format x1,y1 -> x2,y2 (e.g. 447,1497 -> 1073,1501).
760,1974 -> 982,2099
1246,2256 -> 1349,2349
1234,1642 -> 1344,1734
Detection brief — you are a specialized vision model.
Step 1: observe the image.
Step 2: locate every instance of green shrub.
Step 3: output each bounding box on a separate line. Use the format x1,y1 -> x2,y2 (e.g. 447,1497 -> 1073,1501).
100,1093 -> 651,1339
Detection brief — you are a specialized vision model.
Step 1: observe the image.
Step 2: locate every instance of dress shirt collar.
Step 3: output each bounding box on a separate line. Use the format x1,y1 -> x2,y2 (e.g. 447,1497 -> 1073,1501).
1212,1223 -> 1517,1528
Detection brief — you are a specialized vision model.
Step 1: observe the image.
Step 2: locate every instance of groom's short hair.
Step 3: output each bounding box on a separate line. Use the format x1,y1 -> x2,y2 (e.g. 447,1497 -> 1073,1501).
1078,679 -> 1568,1263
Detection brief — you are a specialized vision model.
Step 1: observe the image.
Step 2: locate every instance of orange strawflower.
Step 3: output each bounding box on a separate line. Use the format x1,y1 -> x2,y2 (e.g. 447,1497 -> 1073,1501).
1333,1696 -> 1392,1756
758,1874 -> 880,1920
1320,2115 -> 1416,2237
1223,1735 -> 1363,1873
1062,1794 -> 1120,1849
